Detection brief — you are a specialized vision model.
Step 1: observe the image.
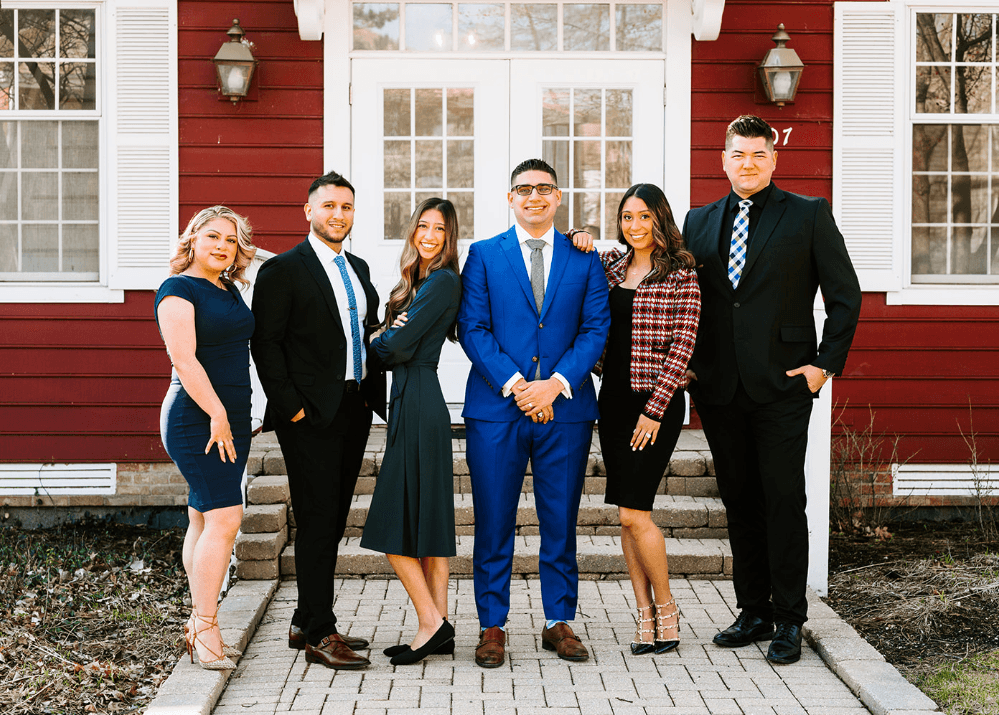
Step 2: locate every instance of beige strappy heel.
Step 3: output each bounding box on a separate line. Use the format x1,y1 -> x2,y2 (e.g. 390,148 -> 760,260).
188,613 -> 236,670
630,604 -> 656,655
654,598 -> 680,654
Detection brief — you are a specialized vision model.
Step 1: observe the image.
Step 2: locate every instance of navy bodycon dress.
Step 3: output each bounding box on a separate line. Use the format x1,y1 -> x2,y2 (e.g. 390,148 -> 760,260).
156,275 -> 255,512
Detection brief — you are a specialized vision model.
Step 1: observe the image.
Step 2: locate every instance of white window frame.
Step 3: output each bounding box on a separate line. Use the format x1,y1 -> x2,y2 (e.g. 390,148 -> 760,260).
0,0 -> 177,304
894,2 -> 999,305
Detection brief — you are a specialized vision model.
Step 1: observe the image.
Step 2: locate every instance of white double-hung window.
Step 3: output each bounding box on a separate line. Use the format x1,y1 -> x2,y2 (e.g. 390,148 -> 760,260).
0,1 -> 176,303
835,1 -> 999,305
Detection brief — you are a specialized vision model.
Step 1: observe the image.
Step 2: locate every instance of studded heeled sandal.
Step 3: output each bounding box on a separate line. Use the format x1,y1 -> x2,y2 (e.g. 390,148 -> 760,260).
189,613 -> 237,670
185,606 -> 241,657
654,598 -> 680,654
630,604 -> 656,655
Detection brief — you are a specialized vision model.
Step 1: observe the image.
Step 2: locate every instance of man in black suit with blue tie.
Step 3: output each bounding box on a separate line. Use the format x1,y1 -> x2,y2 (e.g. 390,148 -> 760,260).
682,116 -> 861,664
252,171 -> 386,670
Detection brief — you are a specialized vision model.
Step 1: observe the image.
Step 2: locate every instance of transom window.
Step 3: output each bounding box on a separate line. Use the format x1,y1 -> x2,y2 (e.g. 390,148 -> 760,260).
383,87 -> 475,240
353,2 -> 663,52
0,7 -> 100,281
911,12 -> 998,282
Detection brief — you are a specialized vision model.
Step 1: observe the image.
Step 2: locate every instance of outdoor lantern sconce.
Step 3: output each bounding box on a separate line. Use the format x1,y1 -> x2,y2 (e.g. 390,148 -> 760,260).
757,24 -> 805,107
213,19 -> 257,103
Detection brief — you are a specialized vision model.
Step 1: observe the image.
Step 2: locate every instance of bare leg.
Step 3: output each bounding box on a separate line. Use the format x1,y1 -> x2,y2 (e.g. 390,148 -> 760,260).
387,553 -> 444,649
422,557 -> 450,620
183,507 -> 206,633
619,507 -> 676,636
190,504 -> 242,661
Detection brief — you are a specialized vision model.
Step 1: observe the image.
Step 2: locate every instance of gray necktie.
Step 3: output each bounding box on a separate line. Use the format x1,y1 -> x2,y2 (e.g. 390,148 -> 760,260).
525,239 -> 546,314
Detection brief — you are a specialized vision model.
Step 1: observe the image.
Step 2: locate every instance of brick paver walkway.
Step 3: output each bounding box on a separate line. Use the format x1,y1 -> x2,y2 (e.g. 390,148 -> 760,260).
213,578 -> 871,715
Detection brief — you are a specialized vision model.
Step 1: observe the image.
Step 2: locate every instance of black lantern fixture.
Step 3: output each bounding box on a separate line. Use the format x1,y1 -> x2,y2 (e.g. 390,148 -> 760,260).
757,24 -> 805,107
213,19 -> 257,104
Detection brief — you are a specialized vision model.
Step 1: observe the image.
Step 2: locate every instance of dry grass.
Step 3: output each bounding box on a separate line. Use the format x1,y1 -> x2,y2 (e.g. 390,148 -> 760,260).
0,522 -> 189,714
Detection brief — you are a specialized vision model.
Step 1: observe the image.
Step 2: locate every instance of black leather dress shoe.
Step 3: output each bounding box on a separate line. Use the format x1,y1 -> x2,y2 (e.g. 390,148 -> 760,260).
289,624 -> 369,652
712,612 -> 775,647
766,623 -> 802,664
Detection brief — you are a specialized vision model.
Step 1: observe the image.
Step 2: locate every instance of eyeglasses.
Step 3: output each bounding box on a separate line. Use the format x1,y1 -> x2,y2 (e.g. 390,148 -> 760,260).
512,183 -> 558,197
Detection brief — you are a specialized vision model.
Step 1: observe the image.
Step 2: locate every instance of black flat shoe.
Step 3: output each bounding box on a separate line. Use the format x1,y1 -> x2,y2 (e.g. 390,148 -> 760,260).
766,623 -> 802,664
390,620 -> 455,666
713,612 -> 774,648
383,639 -> 456,657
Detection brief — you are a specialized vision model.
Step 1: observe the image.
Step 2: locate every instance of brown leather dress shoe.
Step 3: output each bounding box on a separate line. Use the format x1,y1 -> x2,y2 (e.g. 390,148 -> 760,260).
541,622 -> 589,661
475,626 -> 506,668
289,624 -> 369,652
304,634 -> 370,670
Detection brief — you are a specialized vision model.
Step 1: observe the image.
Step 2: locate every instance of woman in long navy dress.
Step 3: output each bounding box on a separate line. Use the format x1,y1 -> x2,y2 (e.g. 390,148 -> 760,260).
360,198 -> 462,666
156,206 -> 256,670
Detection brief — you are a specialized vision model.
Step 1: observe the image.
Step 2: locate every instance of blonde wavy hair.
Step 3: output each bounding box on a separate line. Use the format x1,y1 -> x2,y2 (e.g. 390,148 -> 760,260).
170,206 -> 256,288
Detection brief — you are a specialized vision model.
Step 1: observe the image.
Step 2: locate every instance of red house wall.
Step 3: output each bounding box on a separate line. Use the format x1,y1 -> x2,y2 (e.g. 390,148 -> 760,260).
0,1 -> 320,464
690,0 -> 999,464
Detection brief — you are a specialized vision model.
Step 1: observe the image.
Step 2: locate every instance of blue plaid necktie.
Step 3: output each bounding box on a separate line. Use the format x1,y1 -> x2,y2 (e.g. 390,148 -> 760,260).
728,199 -> 752,289
333,254 -> 363,382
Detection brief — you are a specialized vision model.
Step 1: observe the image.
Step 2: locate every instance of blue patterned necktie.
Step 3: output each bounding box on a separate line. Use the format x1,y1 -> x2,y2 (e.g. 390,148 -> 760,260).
728,199 -> 752,289
333,254 -> 363,382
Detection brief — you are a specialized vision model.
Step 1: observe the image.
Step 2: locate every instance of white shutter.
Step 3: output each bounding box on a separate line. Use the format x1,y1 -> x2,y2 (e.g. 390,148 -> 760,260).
107,0 -> 177,290
834,2 -> 904,291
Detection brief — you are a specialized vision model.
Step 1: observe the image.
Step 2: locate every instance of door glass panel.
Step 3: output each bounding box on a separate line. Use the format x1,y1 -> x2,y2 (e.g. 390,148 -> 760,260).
564,4 -> 610,51
616,4 -> 662,51
382,85 -> 475,239
458,4 -> 505,51
542,87 -> 633,240
511,4 -> 557,51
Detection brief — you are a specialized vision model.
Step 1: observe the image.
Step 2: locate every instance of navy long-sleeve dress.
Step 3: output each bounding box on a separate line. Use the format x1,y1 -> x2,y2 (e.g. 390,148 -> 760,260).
360,268 -> 461,557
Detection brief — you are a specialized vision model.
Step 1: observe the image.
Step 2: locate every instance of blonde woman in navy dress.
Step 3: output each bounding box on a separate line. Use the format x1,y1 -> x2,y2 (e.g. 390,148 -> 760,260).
156,206 -> 256,670
360,198 -> 462,665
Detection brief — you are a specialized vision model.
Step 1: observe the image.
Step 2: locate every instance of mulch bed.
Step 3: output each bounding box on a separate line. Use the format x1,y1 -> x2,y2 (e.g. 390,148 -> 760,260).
827,522 -> 999,670
0,522 -> 188,714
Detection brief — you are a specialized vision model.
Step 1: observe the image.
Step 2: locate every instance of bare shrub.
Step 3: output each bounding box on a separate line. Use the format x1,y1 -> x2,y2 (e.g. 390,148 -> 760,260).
958,399 -> 997,540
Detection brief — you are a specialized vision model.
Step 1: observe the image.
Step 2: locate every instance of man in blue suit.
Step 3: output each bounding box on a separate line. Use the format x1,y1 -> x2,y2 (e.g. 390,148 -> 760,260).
458,159 -> 611,668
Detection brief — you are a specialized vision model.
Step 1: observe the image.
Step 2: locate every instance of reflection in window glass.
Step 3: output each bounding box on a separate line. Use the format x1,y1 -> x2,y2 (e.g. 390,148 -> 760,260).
406,3 -> 452,51
564,4 -> 609,51
915,13 -> 996,115
459,4 -> 505,51
19,10 -> 55,58
59,9 -> 96,59
0,11 -> 14,57
382,87 -> 475,239
354,3 -> 400,50
511,4 -> 557,51
542,87 -> 632,240
616,4 -> 662,51
911,123 -> 999,281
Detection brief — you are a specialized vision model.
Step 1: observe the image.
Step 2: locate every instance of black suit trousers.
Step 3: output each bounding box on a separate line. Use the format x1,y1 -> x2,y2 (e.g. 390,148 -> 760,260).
696,380 -> 814,626
274,389 -> 372,645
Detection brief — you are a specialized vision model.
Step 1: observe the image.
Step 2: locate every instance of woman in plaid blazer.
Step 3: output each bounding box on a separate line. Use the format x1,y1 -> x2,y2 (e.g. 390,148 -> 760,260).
584,183 -> 700,656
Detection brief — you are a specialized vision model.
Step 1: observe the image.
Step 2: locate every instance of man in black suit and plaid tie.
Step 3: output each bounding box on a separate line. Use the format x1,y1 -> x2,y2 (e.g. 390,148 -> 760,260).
681,116 -> 861,664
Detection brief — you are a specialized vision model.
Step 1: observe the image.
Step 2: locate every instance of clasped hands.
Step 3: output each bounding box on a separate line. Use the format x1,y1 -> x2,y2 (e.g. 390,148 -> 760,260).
512,377 -> 562,424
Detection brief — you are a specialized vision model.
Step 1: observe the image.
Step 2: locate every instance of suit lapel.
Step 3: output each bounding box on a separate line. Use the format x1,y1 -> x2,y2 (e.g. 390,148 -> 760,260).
698,198 -> 732,289
539,232 -> 569,320
741,184 -> 787,281
298,239 -> 345,335
501,227 -> 538,312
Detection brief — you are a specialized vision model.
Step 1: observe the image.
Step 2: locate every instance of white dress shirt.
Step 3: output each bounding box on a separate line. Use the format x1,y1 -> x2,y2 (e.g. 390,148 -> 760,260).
501,224 -> 572,399
308,234 -> 367,381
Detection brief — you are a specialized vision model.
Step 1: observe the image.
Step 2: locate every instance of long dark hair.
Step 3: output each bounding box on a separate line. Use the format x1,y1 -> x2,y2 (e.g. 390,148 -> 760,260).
616,184 -> 695,282
383,198 -> 461,342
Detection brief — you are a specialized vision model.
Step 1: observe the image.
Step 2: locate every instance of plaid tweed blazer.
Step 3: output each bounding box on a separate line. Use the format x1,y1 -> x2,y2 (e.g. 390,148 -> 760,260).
593,248 -> 701,420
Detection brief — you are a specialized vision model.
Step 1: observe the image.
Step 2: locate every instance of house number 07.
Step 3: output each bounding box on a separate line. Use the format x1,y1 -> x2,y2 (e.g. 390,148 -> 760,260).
771,127 -> 793,146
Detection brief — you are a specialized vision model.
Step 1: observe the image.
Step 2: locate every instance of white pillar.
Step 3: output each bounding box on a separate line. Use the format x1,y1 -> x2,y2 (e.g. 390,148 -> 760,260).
805,302 -> 832,596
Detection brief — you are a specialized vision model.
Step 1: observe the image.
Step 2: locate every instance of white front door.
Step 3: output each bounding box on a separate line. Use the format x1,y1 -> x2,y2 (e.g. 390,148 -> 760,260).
351,58 -> 666,420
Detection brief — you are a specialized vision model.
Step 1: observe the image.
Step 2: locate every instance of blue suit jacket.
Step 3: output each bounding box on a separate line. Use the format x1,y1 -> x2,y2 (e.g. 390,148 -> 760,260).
457,226 -> 611,423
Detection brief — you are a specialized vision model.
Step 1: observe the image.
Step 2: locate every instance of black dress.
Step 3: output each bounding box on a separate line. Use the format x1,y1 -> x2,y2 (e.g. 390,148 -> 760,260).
156,275 -> 254,512
598,286 -> 685,511
360,269 -> 461,557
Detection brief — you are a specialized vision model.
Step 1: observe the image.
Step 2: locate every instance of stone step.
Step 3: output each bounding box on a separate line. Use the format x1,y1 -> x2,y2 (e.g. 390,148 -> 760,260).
326,493 -> 727,538
279,534 -> 732,579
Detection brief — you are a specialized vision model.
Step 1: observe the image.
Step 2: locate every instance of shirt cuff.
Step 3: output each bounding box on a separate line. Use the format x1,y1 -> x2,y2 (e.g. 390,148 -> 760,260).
553,373 -> 572,399
501,372 -> 524,398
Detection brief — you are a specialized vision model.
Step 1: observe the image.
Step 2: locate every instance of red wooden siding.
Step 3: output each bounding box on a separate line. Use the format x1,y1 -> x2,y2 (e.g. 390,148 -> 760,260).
0,1 -> 320,464
689,0 -> 999,463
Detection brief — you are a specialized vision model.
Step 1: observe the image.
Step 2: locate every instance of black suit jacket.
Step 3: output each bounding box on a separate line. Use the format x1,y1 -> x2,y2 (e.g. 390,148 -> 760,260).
250,239 -> 387,430
682,183 -> 861,405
